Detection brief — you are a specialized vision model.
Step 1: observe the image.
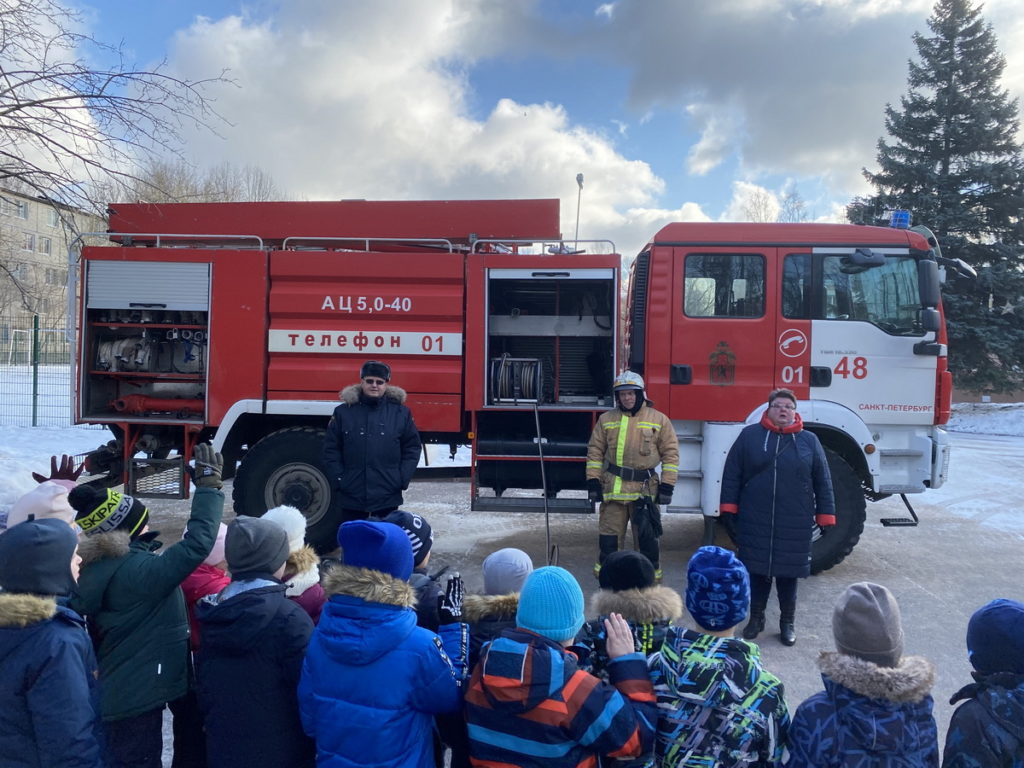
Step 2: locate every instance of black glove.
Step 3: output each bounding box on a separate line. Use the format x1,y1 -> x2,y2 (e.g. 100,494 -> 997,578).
33,454 -> 84,484
187,443 -> 223,489
437,572 -> 464,624
656,482 -> 673,505
587,478 -> 604,504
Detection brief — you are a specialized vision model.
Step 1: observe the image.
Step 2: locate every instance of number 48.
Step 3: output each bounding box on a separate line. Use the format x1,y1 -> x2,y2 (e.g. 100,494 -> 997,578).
834,356 -> 868,379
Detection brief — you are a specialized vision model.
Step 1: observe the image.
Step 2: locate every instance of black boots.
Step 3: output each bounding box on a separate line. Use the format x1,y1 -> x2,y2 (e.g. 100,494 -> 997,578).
594,535 -> 619,579
742,610 -> 766,640
780,605 -> 796,646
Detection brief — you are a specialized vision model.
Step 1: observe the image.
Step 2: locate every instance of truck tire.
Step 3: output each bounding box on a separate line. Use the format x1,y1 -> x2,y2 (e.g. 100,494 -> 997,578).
232,426 -> 340,554
717,448 -> 866,575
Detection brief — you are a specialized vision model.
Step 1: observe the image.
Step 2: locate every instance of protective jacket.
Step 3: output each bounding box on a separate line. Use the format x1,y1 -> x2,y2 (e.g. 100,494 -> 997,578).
69,486 -> 223,720
648,626 -> 789,768
786,652 -> 939,768
322,384 -> 422,514
720,412 -> 834,578
298,564 -> 466,768
0,594 -> 104,768
196,580 -> 315,768
587,401 -> 679,501
578,584 -> 683,678
943,672 -> 1024,768
465,628 -> 657,768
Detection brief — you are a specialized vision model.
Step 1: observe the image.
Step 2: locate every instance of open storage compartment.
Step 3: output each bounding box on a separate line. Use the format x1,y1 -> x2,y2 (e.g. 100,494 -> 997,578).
485,268 -> 616,407
80,260 -> 210,423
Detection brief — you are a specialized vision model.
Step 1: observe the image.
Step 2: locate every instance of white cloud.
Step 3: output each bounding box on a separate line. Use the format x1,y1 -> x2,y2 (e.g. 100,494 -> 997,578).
164,1 -> 667,250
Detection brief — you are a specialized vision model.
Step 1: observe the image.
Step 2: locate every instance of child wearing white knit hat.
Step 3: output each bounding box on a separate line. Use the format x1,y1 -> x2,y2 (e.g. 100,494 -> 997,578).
262,505 -> 326,624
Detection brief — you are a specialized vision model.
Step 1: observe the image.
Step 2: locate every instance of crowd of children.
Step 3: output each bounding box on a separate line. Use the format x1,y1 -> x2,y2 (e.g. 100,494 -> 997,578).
0,450 -> 1022,768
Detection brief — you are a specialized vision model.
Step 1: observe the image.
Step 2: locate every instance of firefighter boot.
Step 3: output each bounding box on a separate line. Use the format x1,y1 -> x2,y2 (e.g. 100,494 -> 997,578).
742,600 -> 768,640
594,534 -> 618,579
780,604 -> 797,646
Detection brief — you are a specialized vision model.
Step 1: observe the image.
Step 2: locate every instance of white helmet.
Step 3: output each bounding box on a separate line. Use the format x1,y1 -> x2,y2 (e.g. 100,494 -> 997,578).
613,371 -> 645,392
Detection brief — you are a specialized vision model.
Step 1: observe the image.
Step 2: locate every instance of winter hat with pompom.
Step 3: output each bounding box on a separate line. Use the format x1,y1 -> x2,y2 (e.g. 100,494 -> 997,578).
69,485 -> 149,539
262,505 -> 307,553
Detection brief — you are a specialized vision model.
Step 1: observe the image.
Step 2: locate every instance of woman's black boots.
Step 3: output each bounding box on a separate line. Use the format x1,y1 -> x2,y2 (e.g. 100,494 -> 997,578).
780,604 -> 796,646
742,598 -> 768,640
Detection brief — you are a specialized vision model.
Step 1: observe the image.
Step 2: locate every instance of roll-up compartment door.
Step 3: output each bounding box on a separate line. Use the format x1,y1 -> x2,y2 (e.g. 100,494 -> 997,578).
87,261 -> 210,311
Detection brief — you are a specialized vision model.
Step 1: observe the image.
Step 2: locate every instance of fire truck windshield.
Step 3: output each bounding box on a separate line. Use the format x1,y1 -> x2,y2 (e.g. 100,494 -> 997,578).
784,254 -> 925,336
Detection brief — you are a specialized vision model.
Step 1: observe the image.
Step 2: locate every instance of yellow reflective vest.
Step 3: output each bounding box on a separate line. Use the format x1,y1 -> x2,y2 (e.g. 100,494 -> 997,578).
585,403 -> 679,502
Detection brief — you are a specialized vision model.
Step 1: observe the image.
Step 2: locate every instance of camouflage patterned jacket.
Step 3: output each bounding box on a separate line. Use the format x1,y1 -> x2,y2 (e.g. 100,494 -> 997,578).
648,626 -> 789,767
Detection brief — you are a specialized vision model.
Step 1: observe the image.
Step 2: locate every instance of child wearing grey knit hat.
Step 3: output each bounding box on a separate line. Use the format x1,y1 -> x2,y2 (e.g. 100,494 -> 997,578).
787,582 -> 939,766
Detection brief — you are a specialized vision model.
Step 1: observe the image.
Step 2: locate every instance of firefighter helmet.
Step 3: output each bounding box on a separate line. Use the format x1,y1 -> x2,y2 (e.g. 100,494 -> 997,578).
613,371 -> 645,392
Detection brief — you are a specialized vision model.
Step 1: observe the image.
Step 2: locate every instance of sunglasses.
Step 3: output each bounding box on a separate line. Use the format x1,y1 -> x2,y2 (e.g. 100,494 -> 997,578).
363,378 -> 387,386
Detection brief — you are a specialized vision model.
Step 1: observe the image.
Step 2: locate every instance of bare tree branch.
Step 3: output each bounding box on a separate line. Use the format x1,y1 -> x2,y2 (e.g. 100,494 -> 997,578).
0,0 -> 231,217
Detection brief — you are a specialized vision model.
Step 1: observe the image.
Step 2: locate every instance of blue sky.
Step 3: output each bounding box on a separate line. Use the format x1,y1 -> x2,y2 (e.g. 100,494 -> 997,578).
73,0 -> 1024,256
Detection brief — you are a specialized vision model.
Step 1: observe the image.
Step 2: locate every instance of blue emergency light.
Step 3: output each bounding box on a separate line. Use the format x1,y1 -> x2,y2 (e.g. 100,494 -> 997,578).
889,209 -> 912,229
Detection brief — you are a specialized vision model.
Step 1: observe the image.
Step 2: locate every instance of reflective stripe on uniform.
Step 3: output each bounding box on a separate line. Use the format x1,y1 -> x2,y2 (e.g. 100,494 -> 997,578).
612,413 -> 629,498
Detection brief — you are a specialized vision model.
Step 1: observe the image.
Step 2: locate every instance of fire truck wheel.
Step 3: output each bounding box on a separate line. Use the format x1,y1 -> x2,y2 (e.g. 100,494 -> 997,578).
716,448 -> 866,575
810,450 -> 866,574
232,426 -> 338,553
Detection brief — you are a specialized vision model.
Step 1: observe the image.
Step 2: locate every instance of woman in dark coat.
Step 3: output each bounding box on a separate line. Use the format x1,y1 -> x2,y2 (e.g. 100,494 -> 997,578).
719,388 -> 835,645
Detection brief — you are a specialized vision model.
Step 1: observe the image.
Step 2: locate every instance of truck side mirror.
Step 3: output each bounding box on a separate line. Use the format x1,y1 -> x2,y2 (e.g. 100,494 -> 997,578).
920,307 -> 940,332
918,259 -> 940,308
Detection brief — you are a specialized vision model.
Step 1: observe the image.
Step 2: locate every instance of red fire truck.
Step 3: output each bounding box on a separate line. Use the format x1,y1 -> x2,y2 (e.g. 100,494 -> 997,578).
73,198 -> 971,572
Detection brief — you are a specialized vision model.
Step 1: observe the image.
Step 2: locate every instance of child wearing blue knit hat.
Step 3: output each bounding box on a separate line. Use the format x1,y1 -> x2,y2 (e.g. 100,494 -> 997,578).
649,547 -> 790,767
299,520 -> 469,768
465,566 -> 659,768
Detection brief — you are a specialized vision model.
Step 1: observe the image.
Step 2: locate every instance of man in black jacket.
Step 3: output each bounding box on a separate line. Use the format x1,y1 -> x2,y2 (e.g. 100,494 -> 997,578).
321,360 -> 422,522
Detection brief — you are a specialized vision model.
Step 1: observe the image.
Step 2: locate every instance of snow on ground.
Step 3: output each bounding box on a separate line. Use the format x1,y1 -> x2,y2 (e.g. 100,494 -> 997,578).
1,402 -> 1022,516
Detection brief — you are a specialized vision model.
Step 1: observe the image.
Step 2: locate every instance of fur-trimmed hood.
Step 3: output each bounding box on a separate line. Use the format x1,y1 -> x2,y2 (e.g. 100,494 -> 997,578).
819,651 -> 936,704
77,529 -> 133,565
589,585 -> 683,624
284,545 -> 321,597
339,383 -> 408,405
465,592 -> 519,623
0,592 -> 57,627
322,564 -> 416,609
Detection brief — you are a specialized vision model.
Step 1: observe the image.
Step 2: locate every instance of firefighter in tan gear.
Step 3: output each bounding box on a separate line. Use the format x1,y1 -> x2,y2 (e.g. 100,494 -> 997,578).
586,371 -> 679,580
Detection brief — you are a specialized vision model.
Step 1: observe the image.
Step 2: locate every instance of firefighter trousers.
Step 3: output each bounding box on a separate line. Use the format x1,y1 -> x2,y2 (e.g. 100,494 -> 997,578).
598,499 -> 660,569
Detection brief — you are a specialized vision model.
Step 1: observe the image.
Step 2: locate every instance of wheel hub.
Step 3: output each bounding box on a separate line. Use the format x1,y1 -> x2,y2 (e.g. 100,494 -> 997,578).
263,462 -> 330,526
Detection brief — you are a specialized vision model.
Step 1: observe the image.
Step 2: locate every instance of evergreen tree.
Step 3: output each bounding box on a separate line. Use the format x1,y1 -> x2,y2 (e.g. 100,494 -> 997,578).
851,0 -> 1024,393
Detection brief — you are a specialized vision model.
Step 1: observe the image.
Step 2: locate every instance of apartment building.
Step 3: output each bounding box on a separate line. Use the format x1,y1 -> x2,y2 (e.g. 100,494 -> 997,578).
0,188 -> 107,328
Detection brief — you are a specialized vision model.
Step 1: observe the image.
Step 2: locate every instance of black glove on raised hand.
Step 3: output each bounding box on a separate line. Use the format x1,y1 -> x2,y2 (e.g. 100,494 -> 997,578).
656,482 -> 673,506
587,478 -> 604,504
438,572 -> 464,624
187,443 -> 224,489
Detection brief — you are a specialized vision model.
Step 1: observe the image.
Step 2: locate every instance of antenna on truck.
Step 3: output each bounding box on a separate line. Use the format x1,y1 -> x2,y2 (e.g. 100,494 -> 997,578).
574,173 -> 584,244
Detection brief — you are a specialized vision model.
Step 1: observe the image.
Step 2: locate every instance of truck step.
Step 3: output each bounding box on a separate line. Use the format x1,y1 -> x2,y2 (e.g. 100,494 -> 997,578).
879,449 -> 924,458
878,484 -> 924,494
665,505 -> 703,515
676,470 -> 703,479
880,517 -> 919,527
471,497 -> 594,514
678,435 -> 703,443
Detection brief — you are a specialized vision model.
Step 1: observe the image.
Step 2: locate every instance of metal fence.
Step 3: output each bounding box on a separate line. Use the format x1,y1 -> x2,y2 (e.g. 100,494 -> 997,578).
0,313 -> 77,427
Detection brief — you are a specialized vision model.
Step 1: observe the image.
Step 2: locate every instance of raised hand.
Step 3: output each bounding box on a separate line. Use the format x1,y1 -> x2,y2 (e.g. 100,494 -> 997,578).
604,612 -> 637,659
438,572 -> 464,624
32,454 -> 84,484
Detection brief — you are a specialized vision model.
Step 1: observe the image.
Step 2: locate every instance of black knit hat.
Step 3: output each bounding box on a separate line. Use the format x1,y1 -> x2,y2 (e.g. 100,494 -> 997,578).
382,510 -> 433,567
360,360 -> 391,381
599,550 -> 656,592
68,485 -> 149,539
0,517 -> 78,596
